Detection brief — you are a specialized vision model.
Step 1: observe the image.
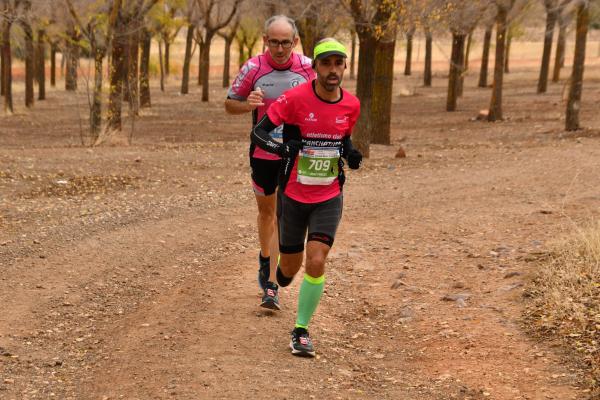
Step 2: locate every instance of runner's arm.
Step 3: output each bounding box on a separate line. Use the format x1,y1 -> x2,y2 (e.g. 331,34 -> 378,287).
341,136 -> 355,158
224,98 -> 253,114
251,115 -> 301,157
224,88 -> 264,115
342,136 -> 362,170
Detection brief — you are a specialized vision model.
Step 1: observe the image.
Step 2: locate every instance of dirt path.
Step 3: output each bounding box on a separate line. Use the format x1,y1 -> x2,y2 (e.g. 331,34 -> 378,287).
2,64 -> 600,399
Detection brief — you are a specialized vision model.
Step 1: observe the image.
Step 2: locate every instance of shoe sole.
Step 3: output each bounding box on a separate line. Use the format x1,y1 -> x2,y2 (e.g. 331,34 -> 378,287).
260,298 -> 281,310
289,341 -> 315,357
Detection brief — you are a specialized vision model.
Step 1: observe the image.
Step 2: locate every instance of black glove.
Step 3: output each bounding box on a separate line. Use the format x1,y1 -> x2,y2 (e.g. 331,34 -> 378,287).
347,149 -> 362,169
281,140 -> 302,158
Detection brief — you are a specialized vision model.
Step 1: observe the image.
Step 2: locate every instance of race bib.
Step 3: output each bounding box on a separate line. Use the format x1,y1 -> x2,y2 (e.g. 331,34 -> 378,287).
297,147 -> 340,185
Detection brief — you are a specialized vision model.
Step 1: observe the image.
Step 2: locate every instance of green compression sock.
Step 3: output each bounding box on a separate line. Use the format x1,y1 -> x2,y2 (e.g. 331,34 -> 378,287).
295,274 -> 325,329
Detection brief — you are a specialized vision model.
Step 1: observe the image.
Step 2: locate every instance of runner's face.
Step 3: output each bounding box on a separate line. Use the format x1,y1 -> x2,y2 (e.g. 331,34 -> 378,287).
316,55 -> 346,92
264,21 -> 297,65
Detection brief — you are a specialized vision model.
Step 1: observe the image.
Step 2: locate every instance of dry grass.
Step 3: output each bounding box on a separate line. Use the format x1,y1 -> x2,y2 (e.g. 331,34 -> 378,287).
526,222 -> 600,392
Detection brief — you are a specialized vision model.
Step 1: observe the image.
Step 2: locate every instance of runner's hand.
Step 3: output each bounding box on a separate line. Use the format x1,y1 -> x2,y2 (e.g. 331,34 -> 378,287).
347,149 -> 362,169
282,140 -> 302,158
247,88 -> 265,111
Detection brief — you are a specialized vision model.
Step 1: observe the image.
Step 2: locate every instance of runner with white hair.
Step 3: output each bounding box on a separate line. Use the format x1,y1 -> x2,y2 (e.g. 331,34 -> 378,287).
225,15 -> 315,310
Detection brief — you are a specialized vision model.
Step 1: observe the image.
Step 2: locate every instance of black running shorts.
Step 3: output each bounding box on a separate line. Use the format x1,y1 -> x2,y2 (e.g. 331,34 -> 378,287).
250,157 -> 281,196
277,193 -> 343,254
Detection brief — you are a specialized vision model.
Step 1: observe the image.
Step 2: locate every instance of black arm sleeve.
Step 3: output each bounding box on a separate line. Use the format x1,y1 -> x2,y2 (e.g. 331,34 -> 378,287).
251,115 -> 285,156
342,135 -> 355,159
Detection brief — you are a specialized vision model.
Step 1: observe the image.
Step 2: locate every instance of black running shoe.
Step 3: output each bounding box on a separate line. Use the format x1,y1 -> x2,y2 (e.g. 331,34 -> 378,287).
260,282 -> 281,310
290,327 -> 315,357
258,254 -> 270,290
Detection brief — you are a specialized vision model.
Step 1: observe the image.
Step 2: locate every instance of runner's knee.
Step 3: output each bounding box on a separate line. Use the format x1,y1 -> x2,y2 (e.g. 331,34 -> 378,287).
257,208 -> 276,222
257,200 -> 276,223
279,253 -> 303,282
305,253 -> 326,277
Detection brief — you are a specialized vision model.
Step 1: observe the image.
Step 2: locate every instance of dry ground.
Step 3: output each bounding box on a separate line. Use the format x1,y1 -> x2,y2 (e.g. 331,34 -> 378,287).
1,39 -> 600,399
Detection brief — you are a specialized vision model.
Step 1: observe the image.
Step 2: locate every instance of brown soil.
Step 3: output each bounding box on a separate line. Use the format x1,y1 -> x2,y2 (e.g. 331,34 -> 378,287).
1,59 -> 600,400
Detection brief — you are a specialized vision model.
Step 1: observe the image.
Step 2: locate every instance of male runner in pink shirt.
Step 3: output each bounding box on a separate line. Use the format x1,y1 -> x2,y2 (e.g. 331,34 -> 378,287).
225,16 -> 314,310
252,38 -> 363,356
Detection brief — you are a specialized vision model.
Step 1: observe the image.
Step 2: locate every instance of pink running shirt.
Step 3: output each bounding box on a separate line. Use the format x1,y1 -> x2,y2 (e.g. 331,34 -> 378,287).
228,51 -> 315,160
267,81 -> 360,204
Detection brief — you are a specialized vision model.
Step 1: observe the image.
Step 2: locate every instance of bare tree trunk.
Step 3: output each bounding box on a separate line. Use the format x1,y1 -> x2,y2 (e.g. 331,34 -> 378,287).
36,29 -> 45,100
107,24 -> 126,132
538,8 -> 557,93
353,34 -> 377,157
201,36 -> 213,102
50,43 -> 56,87
237,39 -> 245,70
297,5 -> 319,58
198,40 -> 202,86
91,42 -> 103,139
164,40 -> 170,76
462,31 -> 473,92
65,29 -> 79,91
65,51 -> 78,91
464,32 -> 473,71
222,37 -> 232,88
404,30 -> 414,76
23,22 -> 35,107
371,39 -> 396,145
350,29 -> 356,80
139,28 -> 151,108
447,32 -> 465,111
298,24 -> 318,58
488,7 -> 508,122
458,33 -> 468,97
218,23 -> 239,89
124,29 -> 139,114
0,41 -> 4,96
2,21 -> 13,113
158,39 -> 165,92
130,33 -> 139,113
122,36 -> 131,102
552,18 -> 567,82
478,28 -> 492,88
60,51 -> 65,77
181,24 -> 194,94
424,31 -> 432,87
0,36 -> 4,97
504,31 -> 512,73
565,3 -> 589,131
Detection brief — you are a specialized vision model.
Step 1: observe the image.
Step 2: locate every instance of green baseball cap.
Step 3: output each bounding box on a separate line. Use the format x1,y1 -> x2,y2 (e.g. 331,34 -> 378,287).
313,39 -> 347,60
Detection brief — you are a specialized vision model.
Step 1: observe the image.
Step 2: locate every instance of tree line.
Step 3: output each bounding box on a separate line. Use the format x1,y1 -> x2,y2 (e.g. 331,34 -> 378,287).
1,0 -> 598,150
343,0 -> 598,155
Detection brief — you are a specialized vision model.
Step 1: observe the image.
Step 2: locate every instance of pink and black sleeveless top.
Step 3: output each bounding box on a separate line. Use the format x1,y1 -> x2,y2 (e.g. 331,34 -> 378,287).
227,51 -> 315,160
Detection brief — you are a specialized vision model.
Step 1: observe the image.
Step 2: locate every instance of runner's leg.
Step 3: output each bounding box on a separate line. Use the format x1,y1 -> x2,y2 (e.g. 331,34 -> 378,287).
279,252 -> 303,280
276,193 -> 308,285
269,218 -> 279,284
296,241 -> 330,328
252,157 -> 283,308
255,192 -> 276,259
289,195 -> 342,355
295,194 -> 342,325
257,193 -> 283,309
289,241 -> 329,357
